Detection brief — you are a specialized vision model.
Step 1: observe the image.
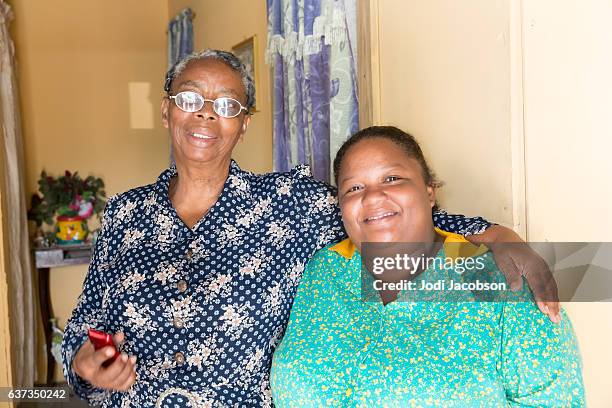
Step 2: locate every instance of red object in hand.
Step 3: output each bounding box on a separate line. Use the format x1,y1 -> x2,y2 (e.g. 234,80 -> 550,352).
87,329 -> 120,367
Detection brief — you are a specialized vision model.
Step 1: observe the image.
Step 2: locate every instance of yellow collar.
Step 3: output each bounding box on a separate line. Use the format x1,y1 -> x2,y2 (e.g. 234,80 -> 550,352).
329,227 -> 488,260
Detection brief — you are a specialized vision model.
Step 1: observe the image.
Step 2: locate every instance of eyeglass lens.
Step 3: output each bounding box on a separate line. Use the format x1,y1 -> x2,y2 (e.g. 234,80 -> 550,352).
173,91 -> 244,118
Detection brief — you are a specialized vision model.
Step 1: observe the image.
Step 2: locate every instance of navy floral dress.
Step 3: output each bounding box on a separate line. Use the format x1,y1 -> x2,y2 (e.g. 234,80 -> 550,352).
61,161 -> 490,407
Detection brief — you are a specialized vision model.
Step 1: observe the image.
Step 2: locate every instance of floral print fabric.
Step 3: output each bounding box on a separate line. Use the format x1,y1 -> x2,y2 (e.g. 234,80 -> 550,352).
62,161 -> 491,407
270,235 -> 585,407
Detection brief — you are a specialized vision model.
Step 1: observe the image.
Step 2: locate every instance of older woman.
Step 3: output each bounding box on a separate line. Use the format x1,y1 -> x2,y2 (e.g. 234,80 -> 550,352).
270,126 -> 584,407
62,51 -> 557,407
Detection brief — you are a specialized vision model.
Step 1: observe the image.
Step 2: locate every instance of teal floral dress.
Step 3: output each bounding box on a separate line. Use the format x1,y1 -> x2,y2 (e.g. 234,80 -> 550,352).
271,231 -> 585,407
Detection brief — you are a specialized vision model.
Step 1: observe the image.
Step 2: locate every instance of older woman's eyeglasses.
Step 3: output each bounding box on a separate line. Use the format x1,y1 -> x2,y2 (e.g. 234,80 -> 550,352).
168,91 -> 248,118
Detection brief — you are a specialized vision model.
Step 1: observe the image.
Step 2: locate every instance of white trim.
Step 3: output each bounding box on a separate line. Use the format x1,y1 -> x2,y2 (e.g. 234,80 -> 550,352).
509,0 -> 528,239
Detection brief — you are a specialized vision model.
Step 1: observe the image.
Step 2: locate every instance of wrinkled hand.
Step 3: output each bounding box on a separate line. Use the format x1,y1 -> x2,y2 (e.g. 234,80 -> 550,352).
73,332 -> 137,391
490,241 -> 561,323
467,225 -> 561,323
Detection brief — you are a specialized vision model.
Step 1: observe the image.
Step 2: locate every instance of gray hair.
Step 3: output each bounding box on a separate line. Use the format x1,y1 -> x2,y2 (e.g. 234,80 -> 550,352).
164,49 -> 255,113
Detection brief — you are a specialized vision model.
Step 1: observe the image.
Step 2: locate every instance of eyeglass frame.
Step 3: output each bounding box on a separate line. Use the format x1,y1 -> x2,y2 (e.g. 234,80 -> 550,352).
167,91 -> 249,118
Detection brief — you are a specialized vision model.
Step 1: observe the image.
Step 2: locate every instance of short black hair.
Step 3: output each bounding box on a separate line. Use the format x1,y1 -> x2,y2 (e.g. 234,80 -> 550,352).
333,125 -> 442,189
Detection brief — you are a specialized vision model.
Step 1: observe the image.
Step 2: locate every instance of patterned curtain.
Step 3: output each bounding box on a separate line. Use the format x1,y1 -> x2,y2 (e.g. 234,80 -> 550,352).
167,8 -> 194,163
167,8 -> 194,69
0,0 -> 36,386
267,0 -> 359,183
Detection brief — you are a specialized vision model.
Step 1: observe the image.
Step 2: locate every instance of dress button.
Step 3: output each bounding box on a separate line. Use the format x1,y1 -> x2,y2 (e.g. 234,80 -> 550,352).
185,249 -> 193,261
173,317 -> 184,328
174,352 -> 185,365
177,279 -> 188,292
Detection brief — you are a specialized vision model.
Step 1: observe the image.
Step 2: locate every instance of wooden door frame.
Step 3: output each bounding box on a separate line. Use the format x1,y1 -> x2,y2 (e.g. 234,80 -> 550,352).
509,0 -> 528,239
357,0 -> 528,237
357,0 -> 381,128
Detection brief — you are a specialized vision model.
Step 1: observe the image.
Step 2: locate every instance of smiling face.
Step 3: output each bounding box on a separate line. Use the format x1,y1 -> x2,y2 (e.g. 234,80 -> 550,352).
161,58 -> 251,166
337,137 -> 437,250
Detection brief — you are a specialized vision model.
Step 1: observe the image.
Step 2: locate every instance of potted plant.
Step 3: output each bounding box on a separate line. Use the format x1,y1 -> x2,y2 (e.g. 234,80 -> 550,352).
28,170 -> 106,245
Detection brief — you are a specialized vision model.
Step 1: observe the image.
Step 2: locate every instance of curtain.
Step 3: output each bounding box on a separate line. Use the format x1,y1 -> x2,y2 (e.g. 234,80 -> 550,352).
267,0 -> 358,183
167,8 -> 195,164
0,0 -> 36,386
167,8 -> 194,69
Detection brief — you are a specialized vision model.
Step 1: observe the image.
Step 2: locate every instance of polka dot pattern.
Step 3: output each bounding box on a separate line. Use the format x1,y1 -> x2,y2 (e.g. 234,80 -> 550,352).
61,161 -> 343,407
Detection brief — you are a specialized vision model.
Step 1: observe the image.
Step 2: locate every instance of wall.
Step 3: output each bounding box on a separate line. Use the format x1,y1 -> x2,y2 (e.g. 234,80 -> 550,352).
168,0 -> 273,173
375,0 -> 516,227
368,0 -> 612,405
9,0 -> 170,381
522,0 -> 612,241
521,1 -> 612,407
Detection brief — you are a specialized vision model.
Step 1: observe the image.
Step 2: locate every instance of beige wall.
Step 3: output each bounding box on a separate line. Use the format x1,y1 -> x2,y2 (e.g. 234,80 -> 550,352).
168,0 -> 273,173
11,0 -> 171,196
522,0 -> 612,242
521,2 -> 612,406
9,0 -> 170,381
375,0 -> 515,227
369,0 -> 611,405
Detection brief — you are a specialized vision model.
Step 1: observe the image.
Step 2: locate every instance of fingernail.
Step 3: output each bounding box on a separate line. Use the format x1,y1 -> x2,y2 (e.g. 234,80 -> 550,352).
542,305 -> 550,315
130,356 -> 137,364
554,313 -> 562,324
121,353 -> 128,362
105,348 -> 114,357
